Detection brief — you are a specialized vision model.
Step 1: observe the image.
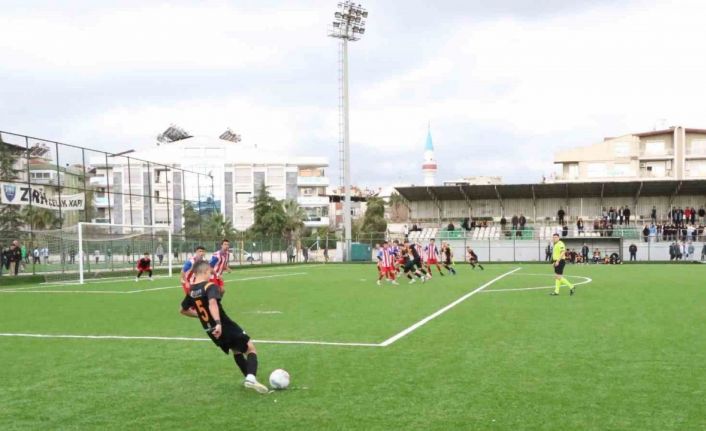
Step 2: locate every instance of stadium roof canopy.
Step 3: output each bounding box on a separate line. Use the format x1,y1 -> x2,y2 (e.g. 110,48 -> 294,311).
395,180 -> 706,202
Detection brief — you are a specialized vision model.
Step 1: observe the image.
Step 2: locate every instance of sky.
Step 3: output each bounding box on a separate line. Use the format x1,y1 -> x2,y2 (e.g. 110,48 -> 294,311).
2,0 -> 706,187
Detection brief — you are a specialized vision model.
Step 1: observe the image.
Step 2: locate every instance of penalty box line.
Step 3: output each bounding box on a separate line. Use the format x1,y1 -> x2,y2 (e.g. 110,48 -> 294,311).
0,268 -> 522,348
378,267 -> 522,347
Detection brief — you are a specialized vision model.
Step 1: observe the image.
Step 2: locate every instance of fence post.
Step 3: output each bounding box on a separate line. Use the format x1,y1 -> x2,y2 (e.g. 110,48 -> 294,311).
513,235 -> 516,262
488,238 -> 491,262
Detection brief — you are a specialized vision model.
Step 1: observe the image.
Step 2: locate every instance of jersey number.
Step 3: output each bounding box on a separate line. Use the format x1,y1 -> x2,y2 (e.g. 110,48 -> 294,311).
194,299 -> 209,322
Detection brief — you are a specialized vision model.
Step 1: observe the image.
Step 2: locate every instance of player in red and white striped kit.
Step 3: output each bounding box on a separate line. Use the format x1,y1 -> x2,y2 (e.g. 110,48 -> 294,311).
376,241 -> 399,286
424,238 -> 445,278
209,239 -> 231,290
180,246 -> 206,295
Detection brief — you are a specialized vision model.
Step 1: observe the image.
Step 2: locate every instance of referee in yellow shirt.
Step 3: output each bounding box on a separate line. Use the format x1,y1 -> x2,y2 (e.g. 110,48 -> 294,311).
551,233 -> 575,296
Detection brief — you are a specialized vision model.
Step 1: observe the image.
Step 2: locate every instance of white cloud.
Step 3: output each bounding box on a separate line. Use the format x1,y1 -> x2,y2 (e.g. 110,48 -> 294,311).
3,0 -> 706,187
0,4 -> 327,73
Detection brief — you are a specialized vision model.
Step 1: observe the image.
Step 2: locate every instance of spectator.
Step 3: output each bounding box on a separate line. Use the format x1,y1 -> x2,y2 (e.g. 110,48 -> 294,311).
649,224 -> 657,242
404,224 -> 410,239
624,206 -> 631,225
33,247 -> 40,264
447,221 -> 455,231
561,224 -> 568,237
519,214 -> 526,229
557,207 -> 565,225
511,214 -> 519,231
156,244 -> 165,265
699,207 -> 706,222
545,242 -> 552,262
691,207 -> 697,225
323,247 -> 329,263
608,207 -> 616,224
688,241 -> 695,261
21,244 -> 28,264
701,243 -> 706,261
69,247 -> 76,264
94,249 -> 100,264
609,252 -> 622,264
629,243 -> 637,261
9,240 -> 22,276
576,218 -> 584,235
592,249 -> 601,263
651,206 -> 657,223
302,246 -> 309,263
581,244 -> 589,263
499,216 -> 507,231
618,206 -> 624,225
42,246 -> 49,264
460,219 -> 469,231
642,225 -> 650,242
606,223 -> 614,237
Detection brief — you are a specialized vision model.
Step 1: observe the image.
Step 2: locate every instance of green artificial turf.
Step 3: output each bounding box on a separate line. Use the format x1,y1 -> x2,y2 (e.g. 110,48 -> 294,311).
1,263 -> 704,430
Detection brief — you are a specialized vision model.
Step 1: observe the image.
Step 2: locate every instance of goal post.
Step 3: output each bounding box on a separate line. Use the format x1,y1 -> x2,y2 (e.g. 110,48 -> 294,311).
77,222 -> 173,284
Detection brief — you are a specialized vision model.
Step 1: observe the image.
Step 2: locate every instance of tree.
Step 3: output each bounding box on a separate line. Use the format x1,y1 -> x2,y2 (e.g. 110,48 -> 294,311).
387,192 -> 409,222
282,199 -> 306,241
0,141 -> 24,234
20,206 -> 59,231
181,201 -> 202,239
251,185 -> 285,238
360,196 -> 387,234
203,212 -> 236,239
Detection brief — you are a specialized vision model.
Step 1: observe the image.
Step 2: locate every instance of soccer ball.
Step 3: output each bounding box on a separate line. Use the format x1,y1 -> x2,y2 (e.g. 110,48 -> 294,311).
269,369 -> 290,390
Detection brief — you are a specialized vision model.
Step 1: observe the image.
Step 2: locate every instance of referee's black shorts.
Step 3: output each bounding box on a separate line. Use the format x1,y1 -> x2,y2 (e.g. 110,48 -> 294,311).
553,259 -> 566,275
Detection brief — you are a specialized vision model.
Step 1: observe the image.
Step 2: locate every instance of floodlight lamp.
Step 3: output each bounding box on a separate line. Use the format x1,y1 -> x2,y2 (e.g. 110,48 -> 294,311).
335,11 -> 342,18
362,11 -> 368,18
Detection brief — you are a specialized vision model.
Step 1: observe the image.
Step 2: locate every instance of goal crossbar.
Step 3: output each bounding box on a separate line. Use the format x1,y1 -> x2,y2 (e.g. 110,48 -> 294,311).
78,222 -> 173,284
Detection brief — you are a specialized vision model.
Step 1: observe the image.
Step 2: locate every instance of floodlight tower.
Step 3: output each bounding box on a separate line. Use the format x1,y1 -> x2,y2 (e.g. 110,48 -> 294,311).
329,1 -> 368,261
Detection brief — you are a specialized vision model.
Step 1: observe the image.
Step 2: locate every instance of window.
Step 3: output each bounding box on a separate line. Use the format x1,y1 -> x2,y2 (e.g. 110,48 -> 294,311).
236,192 -> 251,204
613,142 -> 630,157
612,163 -> 632,177
689,139 -> 706,155
587,163 -> 607,178
155,190 -> 160,203
644,141 -> 665,155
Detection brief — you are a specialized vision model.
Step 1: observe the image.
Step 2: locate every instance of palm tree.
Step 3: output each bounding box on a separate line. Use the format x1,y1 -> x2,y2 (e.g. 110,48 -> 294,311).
21,206 -> 58,231
282,199 -> 306,241
204,212 -> 237,239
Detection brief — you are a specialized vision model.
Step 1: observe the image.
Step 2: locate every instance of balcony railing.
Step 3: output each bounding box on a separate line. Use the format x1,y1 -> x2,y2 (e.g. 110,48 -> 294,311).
297,196 -> 329,206
89,176 -> 108,187
297,176 -> 329,187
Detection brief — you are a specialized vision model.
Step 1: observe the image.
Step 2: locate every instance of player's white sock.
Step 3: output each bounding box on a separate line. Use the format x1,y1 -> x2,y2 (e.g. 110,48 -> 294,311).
245,374 -> 256,383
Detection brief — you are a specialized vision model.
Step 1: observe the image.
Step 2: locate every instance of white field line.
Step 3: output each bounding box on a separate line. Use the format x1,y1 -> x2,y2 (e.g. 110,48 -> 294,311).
0,333 -> 379,347
378,267 -> 522,347
482,275 -> 592,293
33,264 -> 326,287
0,273 -> 308,295
2,267 -> 571,349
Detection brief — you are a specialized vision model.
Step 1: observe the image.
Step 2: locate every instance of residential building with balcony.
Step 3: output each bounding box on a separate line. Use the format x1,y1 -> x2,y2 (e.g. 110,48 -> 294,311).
88,135 -> 329,232
549,126 -> 706,183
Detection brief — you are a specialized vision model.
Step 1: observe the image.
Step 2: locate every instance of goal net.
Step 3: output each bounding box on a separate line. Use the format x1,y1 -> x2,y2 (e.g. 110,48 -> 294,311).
38,223 -> 173,284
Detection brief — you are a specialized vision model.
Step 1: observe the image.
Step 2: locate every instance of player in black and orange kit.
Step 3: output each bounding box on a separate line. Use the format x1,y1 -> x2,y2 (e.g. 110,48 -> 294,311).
180,260 -> 269,394
135,252 -> 153,281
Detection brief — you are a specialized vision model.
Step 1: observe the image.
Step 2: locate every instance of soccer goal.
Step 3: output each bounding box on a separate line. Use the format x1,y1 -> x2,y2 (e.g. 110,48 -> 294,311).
74,222 -> 173,284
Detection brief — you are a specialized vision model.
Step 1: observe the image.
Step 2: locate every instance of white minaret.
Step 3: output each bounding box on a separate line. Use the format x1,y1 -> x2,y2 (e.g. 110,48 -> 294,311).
422,125 -> 437,185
